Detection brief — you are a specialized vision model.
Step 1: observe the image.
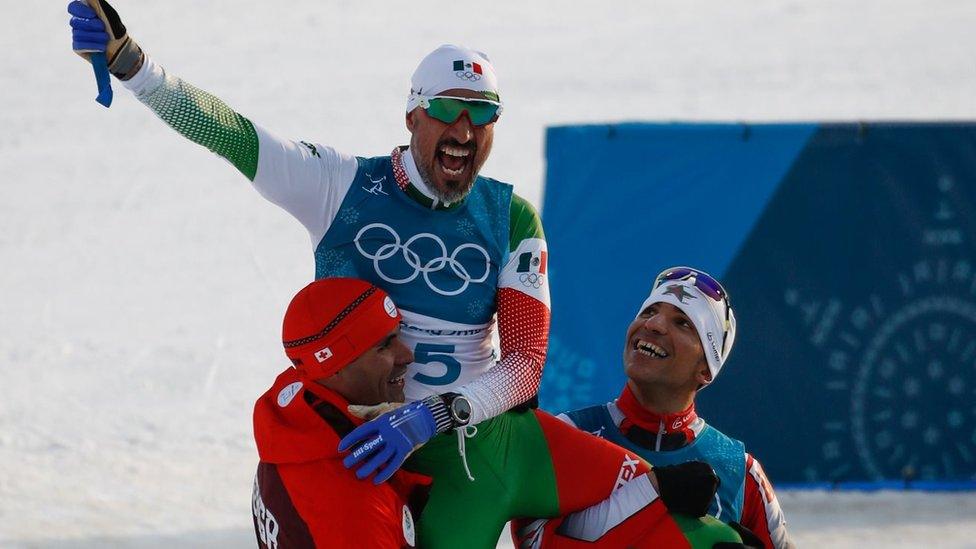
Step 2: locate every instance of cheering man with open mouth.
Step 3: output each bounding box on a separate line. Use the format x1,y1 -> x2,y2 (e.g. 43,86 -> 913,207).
70,3 -> 728,546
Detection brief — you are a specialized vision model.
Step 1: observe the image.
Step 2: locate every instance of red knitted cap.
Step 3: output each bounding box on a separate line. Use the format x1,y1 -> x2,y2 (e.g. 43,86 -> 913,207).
282,278 -> 401,380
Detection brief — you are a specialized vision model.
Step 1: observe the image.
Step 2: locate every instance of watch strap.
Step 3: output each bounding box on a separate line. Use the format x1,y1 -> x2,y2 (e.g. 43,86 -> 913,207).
421,395 -> 453,434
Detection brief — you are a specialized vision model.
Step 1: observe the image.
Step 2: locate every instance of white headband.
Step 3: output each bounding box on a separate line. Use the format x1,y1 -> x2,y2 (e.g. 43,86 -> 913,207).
638,276 -> 736,385
406,44 -> 501,112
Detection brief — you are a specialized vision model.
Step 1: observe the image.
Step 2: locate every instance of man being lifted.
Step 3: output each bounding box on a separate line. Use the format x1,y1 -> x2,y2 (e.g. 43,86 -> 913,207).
70,4 -> 720,546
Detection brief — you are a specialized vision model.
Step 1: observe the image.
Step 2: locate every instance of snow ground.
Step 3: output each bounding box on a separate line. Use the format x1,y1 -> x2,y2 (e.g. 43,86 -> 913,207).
2,0 -> 976,546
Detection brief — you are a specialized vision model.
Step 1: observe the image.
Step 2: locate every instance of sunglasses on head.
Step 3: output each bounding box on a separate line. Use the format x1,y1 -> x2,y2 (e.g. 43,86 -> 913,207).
653,267 -> 732,356
418,95 -> 502,126
654,267 -> 728,303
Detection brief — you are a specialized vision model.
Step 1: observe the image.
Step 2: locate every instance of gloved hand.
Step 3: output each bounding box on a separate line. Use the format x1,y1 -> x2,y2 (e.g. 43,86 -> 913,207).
68,0 -> 143,80
69,2 -> 108,53
653,460 -> 720,517
339,396 -> 450,484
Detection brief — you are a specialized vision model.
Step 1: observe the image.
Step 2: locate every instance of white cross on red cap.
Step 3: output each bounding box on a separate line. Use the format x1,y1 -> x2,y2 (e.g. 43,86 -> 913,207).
314,348 -> 333,363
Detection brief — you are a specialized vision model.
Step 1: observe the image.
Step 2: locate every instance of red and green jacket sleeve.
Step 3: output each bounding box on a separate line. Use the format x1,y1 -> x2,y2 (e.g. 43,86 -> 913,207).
457,194 -> 550,424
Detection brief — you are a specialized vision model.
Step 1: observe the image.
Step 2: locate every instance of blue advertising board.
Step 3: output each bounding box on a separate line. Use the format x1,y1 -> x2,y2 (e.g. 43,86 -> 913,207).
539,122 -> 976,484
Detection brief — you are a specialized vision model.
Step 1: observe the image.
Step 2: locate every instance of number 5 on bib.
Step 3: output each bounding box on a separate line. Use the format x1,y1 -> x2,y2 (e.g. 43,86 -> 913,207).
412,344 -> 461,386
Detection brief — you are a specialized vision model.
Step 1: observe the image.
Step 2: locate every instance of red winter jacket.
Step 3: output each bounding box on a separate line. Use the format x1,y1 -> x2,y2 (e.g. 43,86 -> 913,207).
252,368 -> 430,548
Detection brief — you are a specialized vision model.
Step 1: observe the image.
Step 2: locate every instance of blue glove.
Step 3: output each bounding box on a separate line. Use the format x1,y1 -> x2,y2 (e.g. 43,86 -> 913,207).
69,1 -> 109,52
69,1 -> 112,106
339,397 -> 449,484
69,0 -> 144,106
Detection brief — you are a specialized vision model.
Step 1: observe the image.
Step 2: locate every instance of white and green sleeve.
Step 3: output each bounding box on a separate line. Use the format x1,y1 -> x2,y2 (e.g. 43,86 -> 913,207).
121,55 -> 357,246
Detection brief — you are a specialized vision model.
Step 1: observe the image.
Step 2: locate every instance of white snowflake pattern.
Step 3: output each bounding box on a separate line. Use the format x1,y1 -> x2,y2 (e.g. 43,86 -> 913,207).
466,298 -> 491,318
315,249 -> 353,277
339,207 -> 360,225
456,219 -> 476,237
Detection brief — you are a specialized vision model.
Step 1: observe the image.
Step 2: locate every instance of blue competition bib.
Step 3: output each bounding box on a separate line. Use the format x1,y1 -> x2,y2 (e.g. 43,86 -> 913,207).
314,155 -> 512,325
566,404 -> 747,522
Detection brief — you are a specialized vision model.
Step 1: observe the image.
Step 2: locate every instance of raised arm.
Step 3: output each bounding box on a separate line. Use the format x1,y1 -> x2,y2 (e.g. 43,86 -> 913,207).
121,57 -> 260,179
69,0 -> 357,245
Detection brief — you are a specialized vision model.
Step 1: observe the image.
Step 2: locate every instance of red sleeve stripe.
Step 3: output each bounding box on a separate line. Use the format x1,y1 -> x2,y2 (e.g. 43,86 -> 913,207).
741,456 -> 774,548
742,453 -> 795,549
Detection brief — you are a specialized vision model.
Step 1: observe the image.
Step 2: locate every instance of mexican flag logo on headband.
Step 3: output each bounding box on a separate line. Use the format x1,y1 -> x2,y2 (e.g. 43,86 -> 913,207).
453,60 -> 483,74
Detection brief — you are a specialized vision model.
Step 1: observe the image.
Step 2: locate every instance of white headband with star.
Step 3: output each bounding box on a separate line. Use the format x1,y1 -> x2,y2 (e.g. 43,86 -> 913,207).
637,277 -> 736,385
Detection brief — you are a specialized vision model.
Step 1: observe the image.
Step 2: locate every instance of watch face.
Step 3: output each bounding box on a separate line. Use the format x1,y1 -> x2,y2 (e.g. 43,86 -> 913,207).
452,397 -> 471,422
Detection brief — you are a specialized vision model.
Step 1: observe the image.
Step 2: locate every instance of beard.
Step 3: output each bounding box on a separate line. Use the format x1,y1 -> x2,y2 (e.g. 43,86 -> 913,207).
417,166 -> 478,204
410,142 -> 477,204
417,161 -> 476,204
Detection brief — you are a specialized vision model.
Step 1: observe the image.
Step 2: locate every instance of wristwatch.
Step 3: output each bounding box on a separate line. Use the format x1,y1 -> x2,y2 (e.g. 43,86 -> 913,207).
441,392 -> 472,427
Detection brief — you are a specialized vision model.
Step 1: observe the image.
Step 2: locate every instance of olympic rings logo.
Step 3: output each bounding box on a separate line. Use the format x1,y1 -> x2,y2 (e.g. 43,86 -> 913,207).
519,273 -> 545,289
455,71 -> 482,82
354,223 -> 491,296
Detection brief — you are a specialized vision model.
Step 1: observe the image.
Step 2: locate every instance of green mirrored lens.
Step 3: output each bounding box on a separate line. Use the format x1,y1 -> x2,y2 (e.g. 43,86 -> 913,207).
425,98 -> 499,126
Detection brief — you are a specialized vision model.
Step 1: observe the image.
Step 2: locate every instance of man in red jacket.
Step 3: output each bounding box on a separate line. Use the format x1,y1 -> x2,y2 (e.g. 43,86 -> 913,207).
252,277 -> 429,548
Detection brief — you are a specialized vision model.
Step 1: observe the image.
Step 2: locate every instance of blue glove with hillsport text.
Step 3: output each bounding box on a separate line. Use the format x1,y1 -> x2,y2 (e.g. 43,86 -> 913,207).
339,396 -> 452,484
